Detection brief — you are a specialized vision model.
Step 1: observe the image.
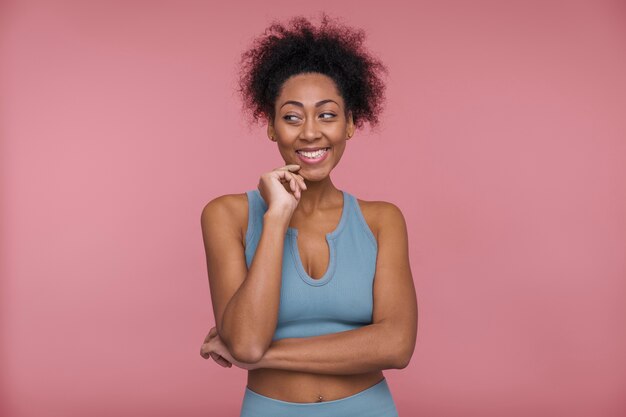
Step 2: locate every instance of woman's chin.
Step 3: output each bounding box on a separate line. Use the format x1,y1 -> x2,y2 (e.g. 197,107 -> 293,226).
307,176 -> 329,184
287,161 -> 333,182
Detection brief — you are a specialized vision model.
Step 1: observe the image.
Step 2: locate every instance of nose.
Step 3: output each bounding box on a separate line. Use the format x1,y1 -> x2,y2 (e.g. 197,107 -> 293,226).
299,116 -> 322,141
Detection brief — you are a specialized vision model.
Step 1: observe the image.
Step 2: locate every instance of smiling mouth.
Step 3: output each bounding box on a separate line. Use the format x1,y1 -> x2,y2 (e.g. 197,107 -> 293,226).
295,147 -> 331,164
295,147 -> 330,157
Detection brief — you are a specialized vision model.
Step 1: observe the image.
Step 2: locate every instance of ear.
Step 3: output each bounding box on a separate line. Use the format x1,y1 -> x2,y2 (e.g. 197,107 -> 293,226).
267,117 -> 276,141
346,110 -> 355,138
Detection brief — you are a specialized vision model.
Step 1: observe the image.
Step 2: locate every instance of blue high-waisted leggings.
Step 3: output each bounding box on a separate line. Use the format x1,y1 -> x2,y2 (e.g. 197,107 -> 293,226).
239,377 -> 399,417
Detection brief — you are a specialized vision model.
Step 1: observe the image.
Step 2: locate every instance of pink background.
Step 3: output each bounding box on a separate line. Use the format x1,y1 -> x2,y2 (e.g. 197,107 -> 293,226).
1,1 -> 625,416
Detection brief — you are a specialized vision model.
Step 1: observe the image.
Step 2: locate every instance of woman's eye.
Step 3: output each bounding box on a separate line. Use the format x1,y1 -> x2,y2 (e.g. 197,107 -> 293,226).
283,113 -> 335,121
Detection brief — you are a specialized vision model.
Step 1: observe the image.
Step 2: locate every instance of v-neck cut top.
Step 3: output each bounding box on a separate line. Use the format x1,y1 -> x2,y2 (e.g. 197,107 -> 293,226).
253,189 -> 349,286
244,188 -> 378,341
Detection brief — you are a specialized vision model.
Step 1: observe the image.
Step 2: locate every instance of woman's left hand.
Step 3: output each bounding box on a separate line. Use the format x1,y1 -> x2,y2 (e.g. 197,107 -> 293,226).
200,326 -> 260,371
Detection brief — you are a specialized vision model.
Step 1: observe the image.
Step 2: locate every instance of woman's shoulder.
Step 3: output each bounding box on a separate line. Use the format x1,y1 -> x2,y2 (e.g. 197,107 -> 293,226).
352,194 -> 406,240
201,192 -> 249,244
201,191 -> 249,214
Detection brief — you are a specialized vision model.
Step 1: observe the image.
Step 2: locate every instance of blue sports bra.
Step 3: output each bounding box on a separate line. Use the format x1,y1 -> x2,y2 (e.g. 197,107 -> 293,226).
244,189 -> 378,341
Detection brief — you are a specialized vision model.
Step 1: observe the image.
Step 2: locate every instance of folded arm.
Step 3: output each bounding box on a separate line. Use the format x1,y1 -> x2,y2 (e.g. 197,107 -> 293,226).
256,320 -> 411,374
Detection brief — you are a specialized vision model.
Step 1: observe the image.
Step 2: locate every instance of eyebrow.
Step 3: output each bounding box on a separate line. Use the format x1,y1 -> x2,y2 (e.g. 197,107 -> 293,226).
280,99 -> 339,109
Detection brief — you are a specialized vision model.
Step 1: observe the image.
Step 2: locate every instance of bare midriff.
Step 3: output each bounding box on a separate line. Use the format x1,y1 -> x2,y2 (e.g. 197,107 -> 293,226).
246,369 -> 385,403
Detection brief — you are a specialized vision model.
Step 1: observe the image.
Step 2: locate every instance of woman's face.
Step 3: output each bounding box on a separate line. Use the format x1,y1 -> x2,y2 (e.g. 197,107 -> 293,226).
268,72 -> 355,181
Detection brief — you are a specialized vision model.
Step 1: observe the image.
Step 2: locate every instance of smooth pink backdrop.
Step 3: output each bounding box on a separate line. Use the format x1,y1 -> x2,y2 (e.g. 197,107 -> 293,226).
1,1 -> 625,416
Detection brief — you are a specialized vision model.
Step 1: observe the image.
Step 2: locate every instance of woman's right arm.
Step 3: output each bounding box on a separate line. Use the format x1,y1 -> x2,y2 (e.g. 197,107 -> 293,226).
201,196 -> 291,364
201,167 -> 306,364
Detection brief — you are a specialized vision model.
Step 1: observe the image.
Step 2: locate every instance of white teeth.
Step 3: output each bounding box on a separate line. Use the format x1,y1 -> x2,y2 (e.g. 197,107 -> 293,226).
297,148 -> 328,158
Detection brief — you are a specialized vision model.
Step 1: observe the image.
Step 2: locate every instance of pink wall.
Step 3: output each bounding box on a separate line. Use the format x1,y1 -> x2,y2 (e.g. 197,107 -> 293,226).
1,1 -> 625,416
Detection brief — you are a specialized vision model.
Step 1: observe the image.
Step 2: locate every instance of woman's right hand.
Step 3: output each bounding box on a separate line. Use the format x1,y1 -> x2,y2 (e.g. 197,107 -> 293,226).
258,164 -> 307,216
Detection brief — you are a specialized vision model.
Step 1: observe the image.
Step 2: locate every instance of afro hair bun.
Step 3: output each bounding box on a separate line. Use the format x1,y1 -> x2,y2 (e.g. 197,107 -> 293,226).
236,12 -> 388,131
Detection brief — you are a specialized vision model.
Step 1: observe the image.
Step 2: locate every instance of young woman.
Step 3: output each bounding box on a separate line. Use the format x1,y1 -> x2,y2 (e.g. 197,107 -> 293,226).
200,14 -> 417,417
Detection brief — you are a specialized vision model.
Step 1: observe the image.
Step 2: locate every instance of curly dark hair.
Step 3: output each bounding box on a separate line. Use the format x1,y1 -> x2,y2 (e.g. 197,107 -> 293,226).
236,13 -> 388,131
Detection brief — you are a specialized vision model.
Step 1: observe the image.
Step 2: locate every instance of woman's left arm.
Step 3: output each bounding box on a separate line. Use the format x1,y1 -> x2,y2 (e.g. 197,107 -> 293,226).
258,202 -> 417,374
202,202 -> 418,375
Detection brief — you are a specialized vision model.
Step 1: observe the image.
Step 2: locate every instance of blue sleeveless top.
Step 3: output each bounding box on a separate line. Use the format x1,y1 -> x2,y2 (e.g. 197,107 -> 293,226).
244,189 -> 378,341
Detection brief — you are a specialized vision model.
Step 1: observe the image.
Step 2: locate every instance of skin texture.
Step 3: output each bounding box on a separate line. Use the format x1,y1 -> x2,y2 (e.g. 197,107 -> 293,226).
200,72 -> 418,403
